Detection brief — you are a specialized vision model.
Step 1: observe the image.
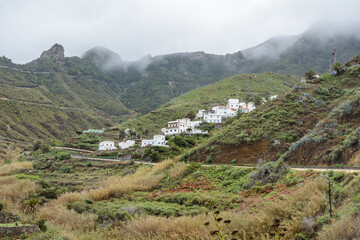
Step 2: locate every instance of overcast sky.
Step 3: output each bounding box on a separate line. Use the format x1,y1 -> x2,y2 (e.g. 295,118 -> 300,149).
0,0 -> 359,63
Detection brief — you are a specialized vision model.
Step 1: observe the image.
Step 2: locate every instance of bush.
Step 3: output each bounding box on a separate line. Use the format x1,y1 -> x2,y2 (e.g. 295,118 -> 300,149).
37,219 -> 47,232
187,162 -> 201,173
149,151 -> 161,162
304,69 -> 317,80
231,159 -> 236,165
56,151 -> 71,161
59,165 -> 73,173
33,140 -> 43,151
205,155 -> 213,164
172,136 -> 187,148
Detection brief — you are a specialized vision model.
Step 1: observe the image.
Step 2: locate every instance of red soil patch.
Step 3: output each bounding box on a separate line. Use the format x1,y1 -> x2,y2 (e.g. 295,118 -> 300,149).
189,140 -> 278,165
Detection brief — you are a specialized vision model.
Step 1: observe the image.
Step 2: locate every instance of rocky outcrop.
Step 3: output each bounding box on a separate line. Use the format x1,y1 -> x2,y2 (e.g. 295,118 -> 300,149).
40,43 -> 65,62
0,225 -> 39,237
0,212 -> 20,224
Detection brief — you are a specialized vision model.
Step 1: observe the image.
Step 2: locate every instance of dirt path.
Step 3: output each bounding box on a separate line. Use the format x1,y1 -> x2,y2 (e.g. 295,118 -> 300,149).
70,154 -> 360,172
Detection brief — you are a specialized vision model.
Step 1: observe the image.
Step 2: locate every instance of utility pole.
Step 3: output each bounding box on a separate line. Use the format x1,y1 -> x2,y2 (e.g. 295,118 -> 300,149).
328,175 -> 333,218
333,48 -> 337,64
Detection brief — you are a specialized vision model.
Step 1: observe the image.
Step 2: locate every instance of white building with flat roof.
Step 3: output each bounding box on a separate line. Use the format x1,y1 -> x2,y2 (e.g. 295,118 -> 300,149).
119,140 -> 136,149
161,118 -> 208,135
141,135 -> 168,147
99,141 -> 117,151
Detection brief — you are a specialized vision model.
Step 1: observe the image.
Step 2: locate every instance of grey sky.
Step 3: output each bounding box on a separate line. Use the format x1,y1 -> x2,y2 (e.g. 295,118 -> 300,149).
0,0 -> 359,63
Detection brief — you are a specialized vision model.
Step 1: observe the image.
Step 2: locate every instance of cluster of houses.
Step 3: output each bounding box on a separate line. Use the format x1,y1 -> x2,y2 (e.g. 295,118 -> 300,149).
197,99 -> 256,124
98,98 -> 276,151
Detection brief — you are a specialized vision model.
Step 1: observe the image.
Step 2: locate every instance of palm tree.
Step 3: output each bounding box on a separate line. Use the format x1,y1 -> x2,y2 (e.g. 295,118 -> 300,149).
331,62 -> 345,75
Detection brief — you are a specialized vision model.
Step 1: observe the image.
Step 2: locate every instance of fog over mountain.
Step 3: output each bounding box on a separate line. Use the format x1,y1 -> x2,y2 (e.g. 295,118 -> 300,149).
1,0 -> 359,64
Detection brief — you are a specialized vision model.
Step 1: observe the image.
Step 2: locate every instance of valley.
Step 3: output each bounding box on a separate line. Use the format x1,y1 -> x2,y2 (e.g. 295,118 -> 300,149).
1,21 -> 360,239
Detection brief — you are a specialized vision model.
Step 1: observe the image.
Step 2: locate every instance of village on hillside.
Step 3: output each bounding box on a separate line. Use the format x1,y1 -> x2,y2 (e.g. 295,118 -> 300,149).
98,97 -> 276,151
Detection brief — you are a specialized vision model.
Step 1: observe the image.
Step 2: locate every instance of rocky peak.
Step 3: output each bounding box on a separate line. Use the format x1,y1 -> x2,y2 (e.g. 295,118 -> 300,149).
40,43 -> 65,61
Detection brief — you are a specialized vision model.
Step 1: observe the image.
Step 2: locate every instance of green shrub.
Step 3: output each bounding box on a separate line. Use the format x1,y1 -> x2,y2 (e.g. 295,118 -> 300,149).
332,171 -> 346,182
149,151 -> 161,162
205,155 -> 213,164
37,219 -> 47,232
172,136 -> 188,148
231,159 -> 236,165
59,165 -> 73,173
56,151 -> 71,161
67,201 -> 90,214
187,162 -> 201,173
33,140 -> 43,151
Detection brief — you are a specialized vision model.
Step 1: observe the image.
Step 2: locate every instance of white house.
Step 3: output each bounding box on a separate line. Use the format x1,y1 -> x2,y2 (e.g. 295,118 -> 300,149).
141,135 -> 168,147
99,141 -> 117,151
196,109 -> 206,118
161,118 -> 208,135
226,99 -> 240,109
203,110 -> 223,123
119,140 -> 136,149
240,102 -> 256,113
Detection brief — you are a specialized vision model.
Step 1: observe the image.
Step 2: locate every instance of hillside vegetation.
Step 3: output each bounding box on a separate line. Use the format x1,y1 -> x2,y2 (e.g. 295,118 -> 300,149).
186,54 -> 360,166
121,72 -> 300,135
1,145 -> 360,239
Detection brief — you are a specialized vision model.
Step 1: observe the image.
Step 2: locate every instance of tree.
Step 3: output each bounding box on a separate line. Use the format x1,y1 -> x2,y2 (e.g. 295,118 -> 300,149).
185,110 -> 196,120
304,69 -> 317,80
253,95 -> 262,107
332,62 -> 345,75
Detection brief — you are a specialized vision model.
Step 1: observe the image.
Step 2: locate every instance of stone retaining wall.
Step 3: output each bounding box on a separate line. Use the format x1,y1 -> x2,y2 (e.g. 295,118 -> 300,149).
0,225 -> 39,237
0,212 -> 19,223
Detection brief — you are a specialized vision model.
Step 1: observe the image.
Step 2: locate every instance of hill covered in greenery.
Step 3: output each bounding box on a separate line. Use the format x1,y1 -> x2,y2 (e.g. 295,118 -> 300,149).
0,45 -> 135,141
120,72 -> 300,136
83,49 -> 246,114
185,54 -> 360,167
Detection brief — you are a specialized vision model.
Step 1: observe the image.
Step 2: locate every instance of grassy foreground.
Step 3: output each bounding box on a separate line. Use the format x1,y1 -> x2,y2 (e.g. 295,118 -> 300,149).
0,146 -> 359,239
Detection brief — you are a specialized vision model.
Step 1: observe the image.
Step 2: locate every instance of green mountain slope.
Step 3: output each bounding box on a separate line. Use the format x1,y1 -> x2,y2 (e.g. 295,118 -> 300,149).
121,72 -> 300,135
185,54 -> 360,166
83,49 -> 246,114
0,100 -> 111,142
84,22 -> 360,115
0,45 -> 136,141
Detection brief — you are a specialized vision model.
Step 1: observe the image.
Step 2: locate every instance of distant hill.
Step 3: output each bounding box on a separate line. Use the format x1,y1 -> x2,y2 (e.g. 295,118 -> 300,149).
0,45 -> 135,141
1,22 -> 360,142
240,22 -> 360,75
83,22 -> 360,114
83,49 -> 246,114
120,72 -> 301,136
185,54 -> 360,167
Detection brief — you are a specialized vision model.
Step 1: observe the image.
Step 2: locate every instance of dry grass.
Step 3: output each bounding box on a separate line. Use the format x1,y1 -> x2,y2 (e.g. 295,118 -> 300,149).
86,159 -> 174,201
34,160 -> 176,231
37,204 -> 97,230
317,216 -> 360,240
0,142 -> 23,165
108,215 -> 210,240
0,161 -> 33,176
0,177 -> 37,211
168,162 -> 187,180
103,179 -> 328,240
54,192 -> 85,206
